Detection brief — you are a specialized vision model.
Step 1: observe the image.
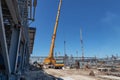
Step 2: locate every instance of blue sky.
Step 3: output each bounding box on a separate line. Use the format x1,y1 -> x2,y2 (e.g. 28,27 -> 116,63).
31,0 -> 120,58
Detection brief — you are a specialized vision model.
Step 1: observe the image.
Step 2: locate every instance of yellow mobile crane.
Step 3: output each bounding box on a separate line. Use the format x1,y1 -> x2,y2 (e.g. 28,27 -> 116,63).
44,0 -> 64,68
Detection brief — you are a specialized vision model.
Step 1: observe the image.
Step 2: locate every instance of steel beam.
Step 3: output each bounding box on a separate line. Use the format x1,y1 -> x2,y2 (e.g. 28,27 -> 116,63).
5,0 -> 18,24
9,27 -> 21,73
19,43 -> 25,71
0,0 -> 11,74
24,45 -> 29,67
21,43 -> 27,70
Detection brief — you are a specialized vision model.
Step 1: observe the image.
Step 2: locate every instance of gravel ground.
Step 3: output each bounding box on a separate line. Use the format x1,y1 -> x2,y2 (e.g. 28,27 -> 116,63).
44,69 -> 101,80
22,66 -> 120,80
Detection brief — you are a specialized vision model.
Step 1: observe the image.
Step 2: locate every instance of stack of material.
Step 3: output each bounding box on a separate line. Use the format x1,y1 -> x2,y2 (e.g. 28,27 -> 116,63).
89,70 -> 95,76
107,72 -> 120,77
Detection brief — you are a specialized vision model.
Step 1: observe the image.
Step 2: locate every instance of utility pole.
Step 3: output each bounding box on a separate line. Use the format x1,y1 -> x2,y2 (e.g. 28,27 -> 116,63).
64,40 -> 68,66
64,40 -> 66,55
55,52 -> 57,58
76,50 -> 78,60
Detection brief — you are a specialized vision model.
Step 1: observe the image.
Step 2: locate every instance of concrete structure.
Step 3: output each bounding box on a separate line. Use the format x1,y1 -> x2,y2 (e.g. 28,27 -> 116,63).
0,0 -> 36,79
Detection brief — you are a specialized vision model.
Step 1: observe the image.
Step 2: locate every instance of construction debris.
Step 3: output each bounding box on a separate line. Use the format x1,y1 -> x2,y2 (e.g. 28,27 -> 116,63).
89,70 -> 95,76
98,75 -> 120,80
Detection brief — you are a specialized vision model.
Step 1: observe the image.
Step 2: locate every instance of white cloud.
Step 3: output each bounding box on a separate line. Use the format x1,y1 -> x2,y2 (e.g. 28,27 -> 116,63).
101,12 -> 120,34
101,12 -> 120,24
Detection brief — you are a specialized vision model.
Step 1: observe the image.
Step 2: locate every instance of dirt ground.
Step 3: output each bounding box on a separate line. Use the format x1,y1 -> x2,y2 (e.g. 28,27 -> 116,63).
23,65 -> 120,80
44,69 -> 102,80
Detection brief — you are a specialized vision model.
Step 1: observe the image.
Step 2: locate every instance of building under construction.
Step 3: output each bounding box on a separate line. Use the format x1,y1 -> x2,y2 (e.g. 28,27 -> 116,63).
0,0 -> 120,80
0,0 -> 36,79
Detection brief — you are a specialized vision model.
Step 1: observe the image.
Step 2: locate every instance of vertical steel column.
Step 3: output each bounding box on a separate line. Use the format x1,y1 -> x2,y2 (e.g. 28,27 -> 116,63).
20,43 -> 25,71
9,27 -> 21,73
0,0 -> 11,74
17,43 -> 23,71
22,43 -> 28,70
25,26 -> 30,67
25,43 -> 30,67
22,47 -> 26,68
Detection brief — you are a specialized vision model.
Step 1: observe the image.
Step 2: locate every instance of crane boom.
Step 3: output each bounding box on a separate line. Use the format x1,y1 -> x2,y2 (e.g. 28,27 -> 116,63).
48,0 -> 62,58
44,0 -> 62,65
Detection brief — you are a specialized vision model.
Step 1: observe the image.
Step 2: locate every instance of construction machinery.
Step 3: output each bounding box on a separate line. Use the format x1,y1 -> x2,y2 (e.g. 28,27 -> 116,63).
54,58 -> 64,69
43,0 -> 64,68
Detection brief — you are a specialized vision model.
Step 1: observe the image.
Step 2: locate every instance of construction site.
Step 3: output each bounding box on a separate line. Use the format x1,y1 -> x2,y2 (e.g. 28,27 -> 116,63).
0,0 -> 120,80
